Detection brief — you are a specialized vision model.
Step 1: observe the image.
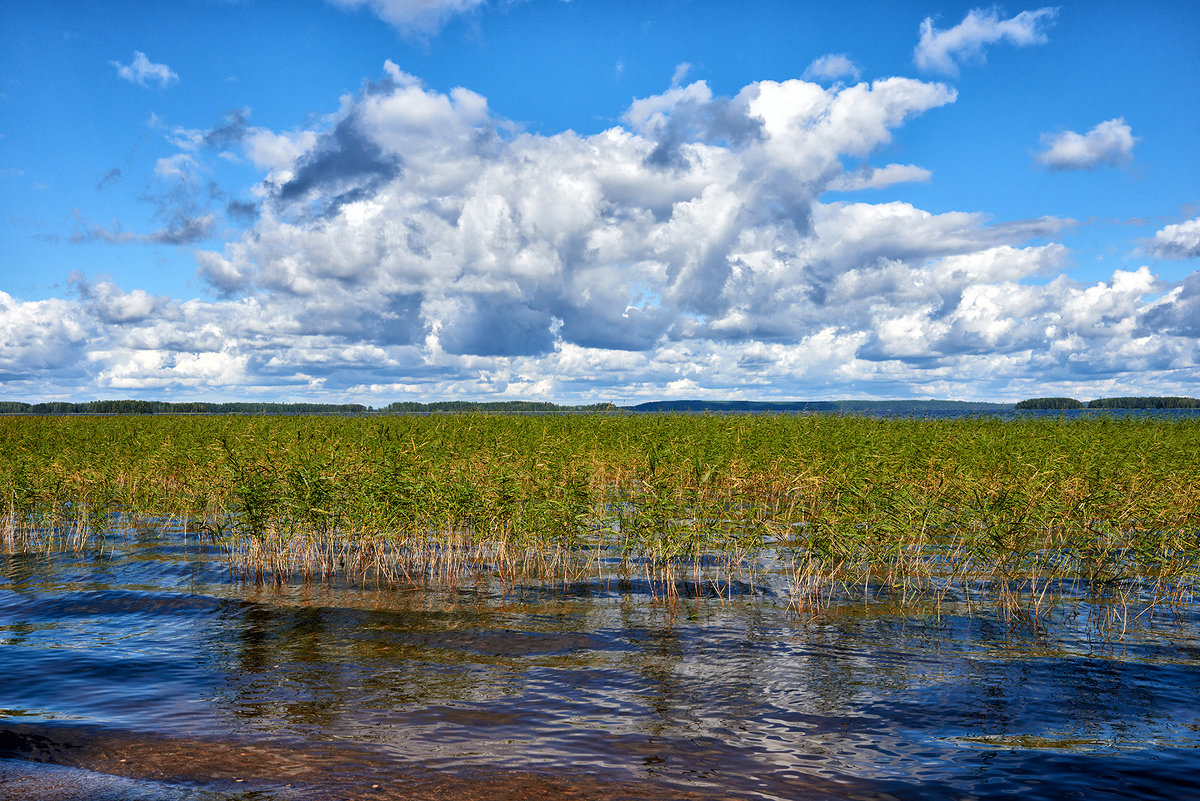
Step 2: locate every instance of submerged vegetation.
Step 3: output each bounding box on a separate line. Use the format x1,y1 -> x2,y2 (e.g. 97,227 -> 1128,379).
2,413 -> 1198,630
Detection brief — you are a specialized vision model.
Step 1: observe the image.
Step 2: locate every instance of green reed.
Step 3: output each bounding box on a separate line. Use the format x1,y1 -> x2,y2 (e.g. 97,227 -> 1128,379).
2,412 -> 1198,624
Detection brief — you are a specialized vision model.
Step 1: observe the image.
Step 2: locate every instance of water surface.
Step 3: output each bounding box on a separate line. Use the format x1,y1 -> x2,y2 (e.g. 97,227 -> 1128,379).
3,529 -> 1200,799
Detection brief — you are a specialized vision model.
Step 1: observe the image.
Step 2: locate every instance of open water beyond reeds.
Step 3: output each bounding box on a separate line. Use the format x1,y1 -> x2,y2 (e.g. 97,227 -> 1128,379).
3,526 -> 1200,801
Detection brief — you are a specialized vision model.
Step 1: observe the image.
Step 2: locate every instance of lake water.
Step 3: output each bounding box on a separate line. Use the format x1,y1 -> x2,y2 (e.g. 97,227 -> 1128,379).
3,528 -> 1200,800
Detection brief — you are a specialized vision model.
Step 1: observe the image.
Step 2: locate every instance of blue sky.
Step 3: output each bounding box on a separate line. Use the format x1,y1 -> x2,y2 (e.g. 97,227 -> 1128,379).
2,1 -> 1198,404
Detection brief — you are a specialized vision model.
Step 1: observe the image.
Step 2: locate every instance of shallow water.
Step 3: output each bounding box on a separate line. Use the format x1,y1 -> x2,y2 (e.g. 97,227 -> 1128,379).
3,530 -> 1200,800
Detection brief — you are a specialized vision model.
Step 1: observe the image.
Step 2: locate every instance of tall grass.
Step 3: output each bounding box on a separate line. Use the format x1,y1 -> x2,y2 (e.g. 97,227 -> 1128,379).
2,413 -> 1198,624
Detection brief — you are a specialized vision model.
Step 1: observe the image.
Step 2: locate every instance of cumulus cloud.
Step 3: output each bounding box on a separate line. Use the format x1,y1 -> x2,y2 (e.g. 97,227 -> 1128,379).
194,68 -> 958,359
1036,118 -> 1137,171
623,78 -> 766,169
242,128 -> 320,172
15,62 -> 1198,403
802,54 -> 861,83
328,0 -> 486,35
914,7 -> 1057,75
1143,273 -> 1200,337
111,51 -> 179,88
276,113 -> 404,213
73,277 -> 169,324
1145,217 -> 1200,259
0,291 -> 90,378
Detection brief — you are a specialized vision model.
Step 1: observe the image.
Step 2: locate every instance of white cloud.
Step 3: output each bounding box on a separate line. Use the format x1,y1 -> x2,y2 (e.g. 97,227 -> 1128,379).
328,0 -> 486,35
110,51 -> 179,88
11,63 -> 1199,403
168,68 -> 1186,400
0,292 -> 91,375
828,163 -> 932,191
1036,118 -> 1137,171
1146,217 -> 1200,259
914,7 -> 1057,75
802,54 -> 861,83
154,153 -> 201,181
741,77 -> 956,178
97,348 -> 251,391
242,128 -> 320,172
75,279 -> 169,324
671,62 -> 693,87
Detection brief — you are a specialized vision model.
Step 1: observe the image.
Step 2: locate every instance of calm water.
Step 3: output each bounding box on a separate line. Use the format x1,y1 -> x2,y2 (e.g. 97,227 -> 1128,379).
3,529 -> 1200,800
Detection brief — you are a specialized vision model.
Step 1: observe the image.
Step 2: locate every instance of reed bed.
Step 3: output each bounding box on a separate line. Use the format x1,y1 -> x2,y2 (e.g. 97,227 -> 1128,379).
2,413 -> 1198,627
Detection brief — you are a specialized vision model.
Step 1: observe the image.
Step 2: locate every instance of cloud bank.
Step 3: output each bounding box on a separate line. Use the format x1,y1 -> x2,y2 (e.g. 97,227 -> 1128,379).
5,62 -> 1196,403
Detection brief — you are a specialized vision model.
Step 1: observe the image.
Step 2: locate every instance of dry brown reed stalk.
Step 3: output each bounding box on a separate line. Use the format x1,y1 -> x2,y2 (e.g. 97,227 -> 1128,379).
0,511 -> 20,554
218,522 -> 612,591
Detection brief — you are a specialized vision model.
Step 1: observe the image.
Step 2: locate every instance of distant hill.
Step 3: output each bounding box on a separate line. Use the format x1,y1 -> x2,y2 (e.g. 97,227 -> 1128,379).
624,399 -> 1014,413
0,399 -> 618,415
0,398 -> 1020,416
384,401 -> 616,413
0,400 -> 374,415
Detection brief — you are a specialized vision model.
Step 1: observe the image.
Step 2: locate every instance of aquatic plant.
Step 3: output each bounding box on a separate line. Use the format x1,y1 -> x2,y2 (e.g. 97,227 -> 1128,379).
1,413 -> 1197,629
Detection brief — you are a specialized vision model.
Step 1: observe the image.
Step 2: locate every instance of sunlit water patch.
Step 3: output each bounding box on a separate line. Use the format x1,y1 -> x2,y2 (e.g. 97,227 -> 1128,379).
3,528 -> 1200,800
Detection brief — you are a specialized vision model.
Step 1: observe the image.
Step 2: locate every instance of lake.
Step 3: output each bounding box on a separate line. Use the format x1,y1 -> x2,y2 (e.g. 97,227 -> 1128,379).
3,525 -> 1200,800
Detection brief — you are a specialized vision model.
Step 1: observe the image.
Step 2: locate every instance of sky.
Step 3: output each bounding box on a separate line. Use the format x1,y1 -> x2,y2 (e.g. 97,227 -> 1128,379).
1,1 -> 1198,405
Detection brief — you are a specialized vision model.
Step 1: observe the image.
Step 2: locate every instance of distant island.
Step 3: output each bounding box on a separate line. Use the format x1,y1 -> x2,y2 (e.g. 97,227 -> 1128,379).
1,396 -> 1196,415
1016,396 -> 1200,410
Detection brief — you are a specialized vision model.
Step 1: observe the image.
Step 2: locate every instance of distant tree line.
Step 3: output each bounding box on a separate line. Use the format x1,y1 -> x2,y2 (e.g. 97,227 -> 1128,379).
1088,396 -> 1200,409
630,399 -> 1013,413
0,399 -> 621,415
0,400 -> 371,415
384,401 -> 618,413
1014,398 -> 1086,410
5,396 -> 1196,416
1016,396 -> 1200,410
